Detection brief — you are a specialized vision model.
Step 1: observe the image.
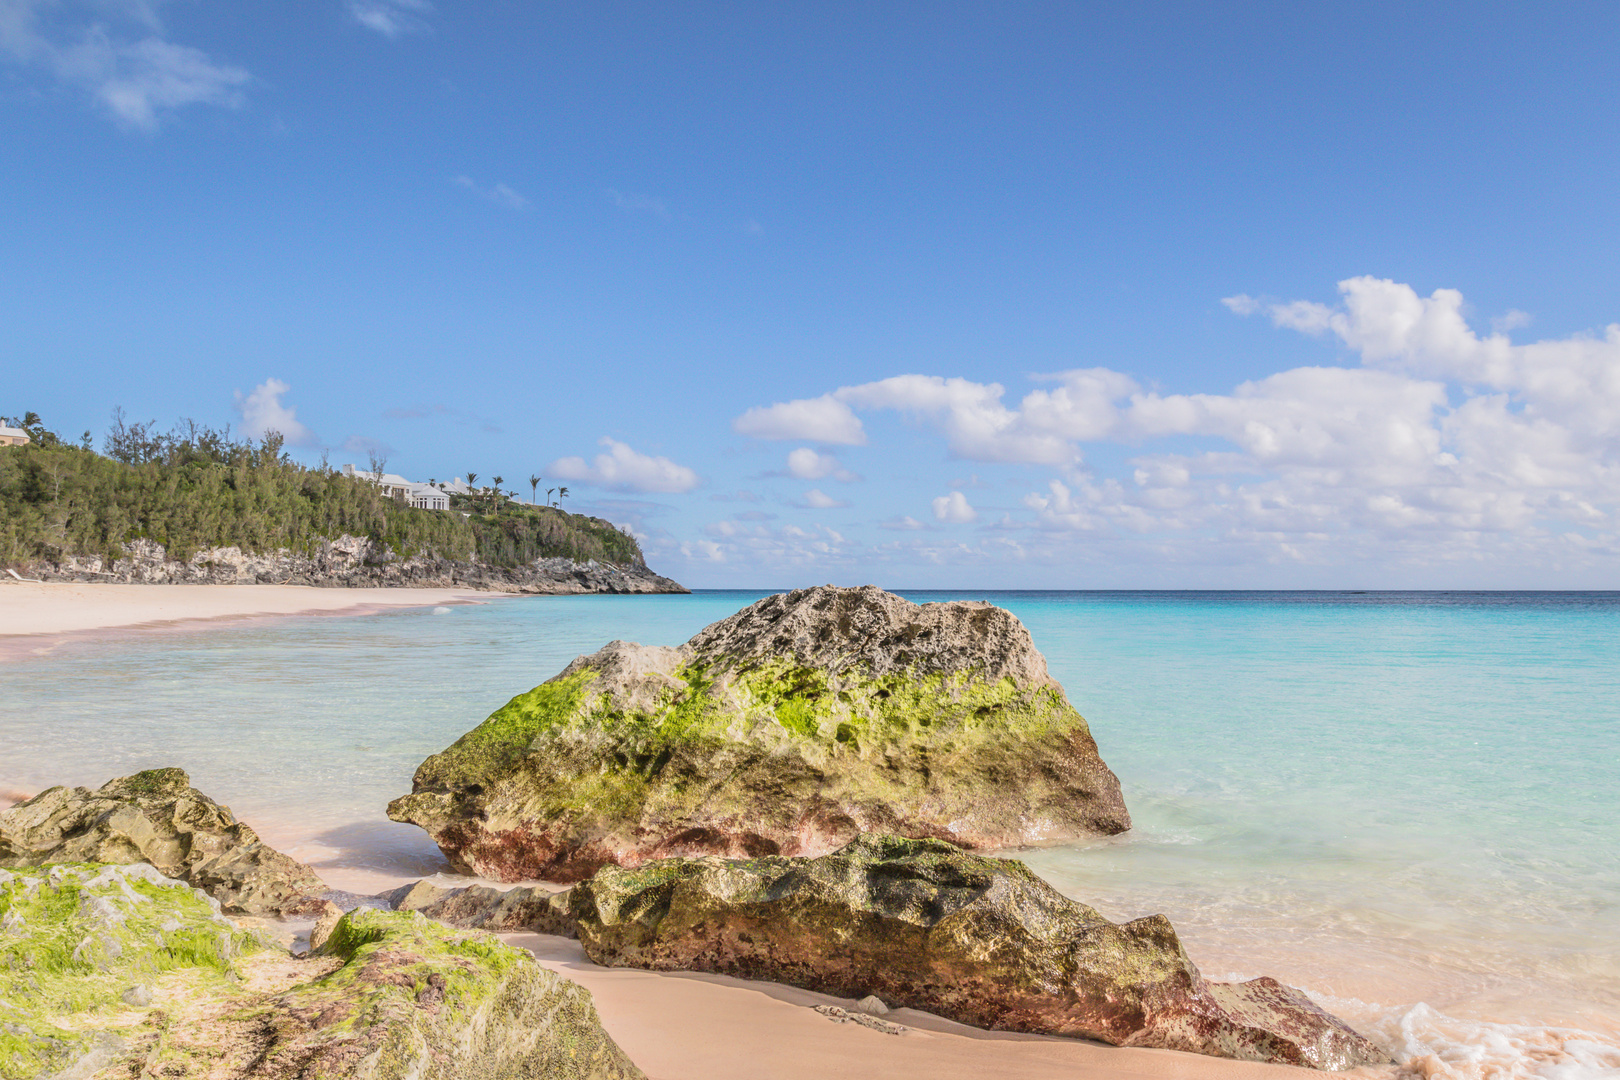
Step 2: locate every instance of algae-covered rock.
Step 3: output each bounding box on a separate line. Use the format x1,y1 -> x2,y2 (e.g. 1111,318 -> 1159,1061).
0,860 -> 262,1079
238,908 -> 642,1080
564,835 -> 1391,1071
0,864 -> 643,1080
389,585 -> 1129,881
0,767 -> 326,916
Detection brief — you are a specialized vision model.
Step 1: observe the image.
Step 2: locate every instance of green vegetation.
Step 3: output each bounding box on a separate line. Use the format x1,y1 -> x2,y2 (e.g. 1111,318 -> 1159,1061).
0,412 -> 644,569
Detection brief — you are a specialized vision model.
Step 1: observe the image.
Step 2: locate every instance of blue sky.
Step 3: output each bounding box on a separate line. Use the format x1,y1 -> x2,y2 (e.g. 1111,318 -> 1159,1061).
5,2 -> 1620,587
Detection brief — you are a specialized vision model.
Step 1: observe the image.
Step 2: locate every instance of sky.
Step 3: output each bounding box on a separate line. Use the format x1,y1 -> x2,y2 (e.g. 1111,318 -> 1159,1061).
4,1 -> 1620,588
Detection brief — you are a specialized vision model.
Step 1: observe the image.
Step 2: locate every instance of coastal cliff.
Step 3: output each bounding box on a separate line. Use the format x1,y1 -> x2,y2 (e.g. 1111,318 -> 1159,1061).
389,585 -> 1128,881
20,535 -> 688,593
0,434 -> 687,594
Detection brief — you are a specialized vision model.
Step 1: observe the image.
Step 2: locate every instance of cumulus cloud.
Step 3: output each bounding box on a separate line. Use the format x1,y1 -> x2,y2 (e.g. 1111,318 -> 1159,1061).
932,490 -> 977,523
232,378 -> 319,447
347,0 -> 432,37
733,395 -> 865,444
548,438 -> 700,493
454,175 -> 529,210
796,488 -> 849,509
0,0 -> 249,129
785,447 -> 861,482
736,369 -> 1135,465
740,277 -> 1620,575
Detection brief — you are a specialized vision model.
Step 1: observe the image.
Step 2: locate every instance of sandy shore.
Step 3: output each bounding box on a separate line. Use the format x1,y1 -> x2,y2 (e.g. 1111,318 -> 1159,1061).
0,581 -> 501,642
506,933 -> 1326,1080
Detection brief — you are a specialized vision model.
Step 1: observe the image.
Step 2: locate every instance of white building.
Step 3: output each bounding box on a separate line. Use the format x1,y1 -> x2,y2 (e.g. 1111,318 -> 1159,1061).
341,464 -> 450,511
0,426 -> 31,447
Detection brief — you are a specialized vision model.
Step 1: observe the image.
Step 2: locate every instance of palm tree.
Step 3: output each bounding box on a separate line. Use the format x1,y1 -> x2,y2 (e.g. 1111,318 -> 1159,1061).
466,471 -> 478,488
546,487 -> 555,506
558,486 -> 569,506
529,474 -> 541,504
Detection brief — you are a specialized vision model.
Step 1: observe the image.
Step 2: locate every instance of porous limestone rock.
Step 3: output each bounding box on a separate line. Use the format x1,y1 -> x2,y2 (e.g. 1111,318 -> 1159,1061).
563,835 -> 1391,1071
30,536 -> 688,593
0,863 -> 642,1080
0,768 -> 326,916
388,585 -> 1129,881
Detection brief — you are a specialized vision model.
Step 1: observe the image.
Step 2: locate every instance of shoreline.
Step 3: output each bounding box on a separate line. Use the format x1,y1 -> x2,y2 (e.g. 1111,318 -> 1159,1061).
506,932 -> 1323,1080
0,581 -> 509,659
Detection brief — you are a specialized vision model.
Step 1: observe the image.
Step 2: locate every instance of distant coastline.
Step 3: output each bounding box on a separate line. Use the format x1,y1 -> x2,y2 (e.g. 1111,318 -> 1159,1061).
15,534 -> 687,594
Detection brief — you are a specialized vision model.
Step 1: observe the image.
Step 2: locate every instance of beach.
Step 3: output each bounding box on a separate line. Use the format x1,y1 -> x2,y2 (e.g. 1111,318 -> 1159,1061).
0,580 -> 503,649
2,589 -> 1616,1079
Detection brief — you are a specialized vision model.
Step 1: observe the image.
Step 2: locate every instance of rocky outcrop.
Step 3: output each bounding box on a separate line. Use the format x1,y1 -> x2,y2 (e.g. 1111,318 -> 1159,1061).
23,535 -> 688,594
388,585 -> 1129,882
0,767 -> 327,916
379,878 -> 580,938
562,835 -> 1391,1071
0,863 -> 642,1079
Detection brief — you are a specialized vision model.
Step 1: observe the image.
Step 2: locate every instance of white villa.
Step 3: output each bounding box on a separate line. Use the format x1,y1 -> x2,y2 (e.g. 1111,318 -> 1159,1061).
0,426 -> 31,447
341,464 -> 450,511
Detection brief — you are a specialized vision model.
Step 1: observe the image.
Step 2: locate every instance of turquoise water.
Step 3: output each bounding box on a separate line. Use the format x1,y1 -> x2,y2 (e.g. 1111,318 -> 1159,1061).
2,590 -> 1618,1076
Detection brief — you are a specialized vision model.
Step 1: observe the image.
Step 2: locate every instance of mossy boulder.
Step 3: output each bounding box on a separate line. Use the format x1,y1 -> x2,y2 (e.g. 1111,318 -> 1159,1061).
0,768 -> 326,916
0,863 -> 642,1079
0,860 -> 264,1079
389,585 -> 1129,881
563,835 -> 1390,1071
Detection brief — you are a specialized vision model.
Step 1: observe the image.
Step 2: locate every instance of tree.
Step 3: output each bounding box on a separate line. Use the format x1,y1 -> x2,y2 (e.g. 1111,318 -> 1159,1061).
529,474 -> 541,504
368,451 -> 388,484
546,487 -> 555,506
466,472 -> 478,488
558,486 -> 569,505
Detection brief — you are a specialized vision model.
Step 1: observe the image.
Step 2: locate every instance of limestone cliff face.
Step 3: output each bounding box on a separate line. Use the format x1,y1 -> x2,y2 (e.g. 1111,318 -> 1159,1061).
23,536 -> 688,593
388,585 -> 1130,882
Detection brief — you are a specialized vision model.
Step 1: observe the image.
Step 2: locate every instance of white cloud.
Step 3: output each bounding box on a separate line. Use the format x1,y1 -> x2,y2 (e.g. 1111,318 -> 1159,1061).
454,175 -> 529,210
735,277 -> 1620,578
233,378 -> 319,447
785,447 -> 861,482
733,395 -> 866,445
0,0 -> 248,129
737,369 -> 1135,465
932,490 -> 977,524
347,0 -> 432,37
548,438 -> 700,494
797,488 -> 849,509
1492,309 -> 1532,333
878,515 -> 929,531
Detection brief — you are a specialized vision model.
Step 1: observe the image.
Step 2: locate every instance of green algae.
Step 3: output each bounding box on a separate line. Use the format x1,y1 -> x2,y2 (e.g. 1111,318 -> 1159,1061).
0,862 -> 259,1080
416,655 -> 1081,797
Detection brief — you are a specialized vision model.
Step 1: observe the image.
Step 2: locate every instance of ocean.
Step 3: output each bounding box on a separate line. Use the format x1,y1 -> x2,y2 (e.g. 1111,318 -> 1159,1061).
3,590 -> 1617,1078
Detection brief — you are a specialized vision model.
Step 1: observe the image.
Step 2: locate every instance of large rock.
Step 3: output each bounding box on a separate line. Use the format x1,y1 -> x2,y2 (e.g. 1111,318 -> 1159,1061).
389,585 -> 1129,881
0,862 -> 642,1079
564,835 -> 1391,1071
0,767 -> 326,916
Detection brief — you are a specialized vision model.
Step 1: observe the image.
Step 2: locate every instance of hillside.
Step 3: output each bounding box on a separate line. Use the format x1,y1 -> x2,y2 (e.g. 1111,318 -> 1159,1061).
0,414 -> 681,592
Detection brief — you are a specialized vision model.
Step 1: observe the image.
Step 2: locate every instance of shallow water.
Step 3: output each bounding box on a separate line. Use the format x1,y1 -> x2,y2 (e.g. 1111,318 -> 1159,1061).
2,590 -> 1617,1078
